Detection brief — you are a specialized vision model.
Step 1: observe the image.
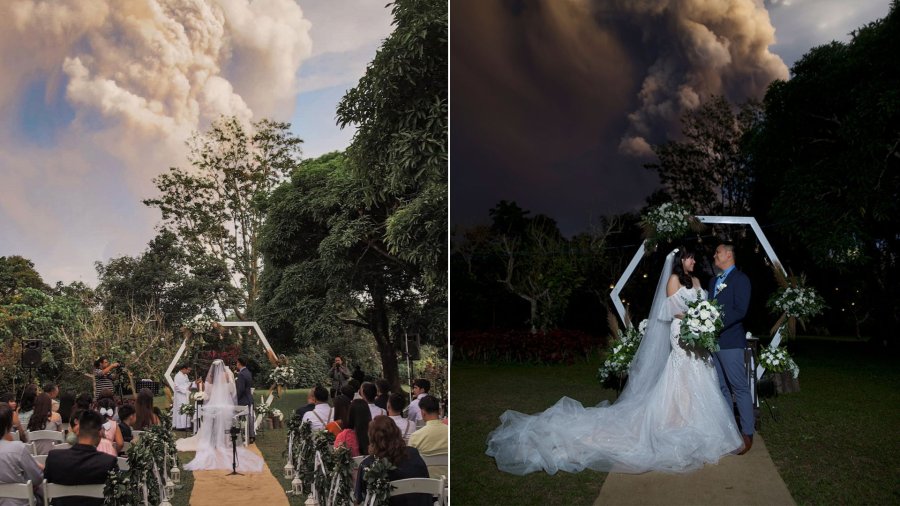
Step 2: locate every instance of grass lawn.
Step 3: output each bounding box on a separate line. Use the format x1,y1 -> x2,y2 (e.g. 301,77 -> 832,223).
452,338 -> 900,505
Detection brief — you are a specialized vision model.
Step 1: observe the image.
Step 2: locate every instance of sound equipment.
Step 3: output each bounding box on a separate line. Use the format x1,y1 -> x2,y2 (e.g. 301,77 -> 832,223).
21,340 -> 42,367
137,379 -> 161,395
407,335 -> 421,361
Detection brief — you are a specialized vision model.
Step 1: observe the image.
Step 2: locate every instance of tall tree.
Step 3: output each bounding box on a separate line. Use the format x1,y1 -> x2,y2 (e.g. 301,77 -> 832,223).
0,256 -> 49,302
258,152 -> 437,392
646,95 -> 762,215
336,0 -> 448,294
144,117 -> 302,319
748,2 -> 900,340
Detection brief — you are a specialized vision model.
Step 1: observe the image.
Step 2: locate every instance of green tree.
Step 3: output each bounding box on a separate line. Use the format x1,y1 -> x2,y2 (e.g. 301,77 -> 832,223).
144,117 -> 302,319
258,152 -> 439,392
336,0 -> 448,294
646,95 -> 762,215
748,2 -> 899,340
0,256 -> 49,302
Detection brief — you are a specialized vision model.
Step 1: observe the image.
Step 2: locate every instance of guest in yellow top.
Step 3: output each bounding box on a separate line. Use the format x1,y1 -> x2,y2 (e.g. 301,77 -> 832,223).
408,395 -> 448,479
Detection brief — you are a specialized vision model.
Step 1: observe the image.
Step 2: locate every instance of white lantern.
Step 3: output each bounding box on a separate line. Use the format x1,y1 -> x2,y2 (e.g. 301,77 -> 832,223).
291,476 -> 303,496
165,478 -> 175,500
284,462 -> 295,480
304,494 -> 319,506
171,464 -> 181,484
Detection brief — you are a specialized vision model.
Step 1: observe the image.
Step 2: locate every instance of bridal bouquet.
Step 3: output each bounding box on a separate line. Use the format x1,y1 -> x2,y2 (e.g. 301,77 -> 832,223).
759,346 -> 800,378
679,293 -> 723,352
598,319 -> 647,383
269,365 -> 299,387
191,391 -> 207,402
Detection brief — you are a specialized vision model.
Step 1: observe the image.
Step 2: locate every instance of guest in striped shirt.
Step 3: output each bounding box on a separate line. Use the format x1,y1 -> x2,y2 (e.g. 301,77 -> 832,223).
92,357 -> 118,400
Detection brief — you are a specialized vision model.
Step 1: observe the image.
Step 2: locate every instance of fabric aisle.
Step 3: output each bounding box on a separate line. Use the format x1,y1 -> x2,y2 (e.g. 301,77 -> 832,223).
186,444 -> 289,506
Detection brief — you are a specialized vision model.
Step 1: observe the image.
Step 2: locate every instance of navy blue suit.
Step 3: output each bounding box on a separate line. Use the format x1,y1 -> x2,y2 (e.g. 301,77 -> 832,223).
708,267 -> 754,436
236,366 -> 255,438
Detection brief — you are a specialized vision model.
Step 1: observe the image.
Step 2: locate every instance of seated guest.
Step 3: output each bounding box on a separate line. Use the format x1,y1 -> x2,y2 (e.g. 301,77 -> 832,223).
326,396 -> 351,437
44,410 -> 118,506
26,393 -> 63,455
347,379 -> 361,399
301,385 -> 332,431
374,379 -> 390,410
97,398 -> 123,456
43,383 -> 60,414
408,395 -> 448,479
360,382 -> 387,419
387,393 -> 417,443
338,384 -> 356,404
294,389 -> 316,418
0,393 -> 24,441
406,379 -> 430,423
0,404 -> 43,505
17,384 -> 38,430
354,416 -> 431,506
117,405 -> 135,443
334,399 -> 371,457
57,391 -> 75,428
133,388 -> 160,430
74,393 -> 93,411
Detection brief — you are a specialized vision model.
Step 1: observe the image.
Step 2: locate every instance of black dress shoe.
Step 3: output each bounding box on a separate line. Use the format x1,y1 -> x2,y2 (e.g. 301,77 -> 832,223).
737,434 -> 753,455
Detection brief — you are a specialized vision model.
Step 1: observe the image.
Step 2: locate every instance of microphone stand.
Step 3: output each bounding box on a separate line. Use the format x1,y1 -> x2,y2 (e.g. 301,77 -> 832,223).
226,426 -> 243,476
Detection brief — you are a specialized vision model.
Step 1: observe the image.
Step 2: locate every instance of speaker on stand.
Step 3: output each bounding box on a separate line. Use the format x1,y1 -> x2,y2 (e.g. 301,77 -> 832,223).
21,339 -> 42,384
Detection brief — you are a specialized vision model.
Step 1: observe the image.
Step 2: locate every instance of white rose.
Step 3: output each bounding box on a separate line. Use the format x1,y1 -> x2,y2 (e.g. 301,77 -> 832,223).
699,309 -> 710,320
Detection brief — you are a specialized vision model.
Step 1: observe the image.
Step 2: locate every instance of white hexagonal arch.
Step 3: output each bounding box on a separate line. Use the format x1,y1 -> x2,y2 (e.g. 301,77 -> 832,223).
609,216 -> 788,380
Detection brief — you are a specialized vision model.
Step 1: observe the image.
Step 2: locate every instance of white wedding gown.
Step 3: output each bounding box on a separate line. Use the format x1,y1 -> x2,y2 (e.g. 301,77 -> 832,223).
485,251 -> 743,475
177,360 -> 264,473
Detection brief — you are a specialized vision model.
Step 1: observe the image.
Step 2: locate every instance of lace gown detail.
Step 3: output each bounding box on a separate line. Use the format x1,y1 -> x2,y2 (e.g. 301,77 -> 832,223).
485,285 -> 742,475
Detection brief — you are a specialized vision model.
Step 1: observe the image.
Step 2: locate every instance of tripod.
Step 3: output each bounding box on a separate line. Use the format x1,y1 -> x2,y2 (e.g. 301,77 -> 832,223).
226,426 -> 243,476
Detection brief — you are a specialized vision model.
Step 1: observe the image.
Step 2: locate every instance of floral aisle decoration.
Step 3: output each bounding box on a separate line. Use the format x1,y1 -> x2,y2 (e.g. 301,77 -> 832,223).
639,202 -> 700,248
287,417 -> 316,498
312,430 -> 336,504
363,457 -> 397,506
597,316 -> 647,391
767,267 -> 826,337
327,446 -> 353,506
758,342 -> 801,394
104,419 -> 179,505
679,293 -> 724,353
269,365 -> 299,392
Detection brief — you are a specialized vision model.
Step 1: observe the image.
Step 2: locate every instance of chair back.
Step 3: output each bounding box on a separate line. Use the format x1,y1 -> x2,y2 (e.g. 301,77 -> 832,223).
131,430 -> 146,442
32,454 -> 47,466
0,479 -> 36,506
421,453 -> 448,467
118,457 -> 130,471
51,443 -> 72,451
42,479 -> 105,506
26,430 -> 65,443
386,476 -> 446,505
23,442 -> 36,456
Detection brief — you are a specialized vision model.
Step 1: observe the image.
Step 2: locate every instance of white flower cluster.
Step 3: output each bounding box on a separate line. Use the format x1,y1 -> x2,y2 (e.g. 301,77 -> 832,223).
191,391 -> 206,402
271,408 -> 284,421
184,313 -> 216,333
269,366 -> 299,387
598,319 -> 648,382
643,202 -> 691,242
770,286 -> 825,318
255,402 -> 272,417
679,293 -> 723,352
759,346 -> 800,378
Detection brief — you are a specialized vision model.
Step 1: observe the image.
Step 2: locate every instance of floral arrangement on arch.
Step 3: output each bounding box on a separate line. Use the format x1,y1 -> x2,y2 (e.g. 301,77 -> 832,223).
598,315 -> 647,385
640,202 -> 700,248
758,345 -> 800,379
767,266 -> 826,337
183,313 -> 217,334
269,365 -> 299,387
679,293 -> 724,353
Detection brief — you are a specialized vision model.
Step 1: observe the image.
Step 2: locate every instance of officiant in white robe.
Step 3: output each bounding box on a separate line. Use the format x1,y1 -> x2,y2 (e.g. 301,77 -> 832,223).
173,364 -> 193,430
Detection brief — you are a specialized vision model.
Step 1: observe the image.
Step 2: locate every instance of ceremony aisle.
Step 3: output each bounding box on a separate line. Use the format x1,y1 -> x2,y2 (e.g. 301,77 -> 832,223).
184,443 -> 289,506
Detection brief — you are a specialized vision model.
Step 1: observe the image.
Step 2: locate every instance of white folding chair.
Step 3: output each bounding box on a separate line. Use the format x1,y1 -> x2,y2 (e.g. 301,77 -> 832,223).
420,453 -> 448,467
117,457 -> 130,471
31,454 -> 47,467
352,455 -> 367,469
131,430 -> 145,442
383,476 -> 446,506
51,443 -> 72,450
0,479 -> 36,506
42,479 -> 105,506
26,430 -> 65,444
22,442 -> 36,456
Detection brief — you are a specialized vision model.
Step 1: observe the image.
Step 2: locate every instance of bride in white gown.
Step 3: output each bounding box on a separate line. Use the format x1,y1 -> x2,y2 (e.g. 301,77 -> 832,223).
485,247 -> 743,475
177,359 -> 264,472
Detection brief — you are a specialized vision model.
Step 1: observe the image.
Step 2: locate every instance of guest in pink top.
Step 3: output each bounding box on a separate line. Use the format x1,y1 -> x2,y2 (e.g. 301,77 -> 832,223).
96,399 -> 123,457
334,399 -> 371,457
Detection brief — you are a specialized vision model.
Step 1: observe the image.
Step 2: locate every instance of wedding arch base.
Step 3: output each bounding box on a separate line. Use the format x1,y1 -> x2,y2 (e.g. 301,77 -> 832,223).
609,216 -> 789,380
164,321 -> 281,441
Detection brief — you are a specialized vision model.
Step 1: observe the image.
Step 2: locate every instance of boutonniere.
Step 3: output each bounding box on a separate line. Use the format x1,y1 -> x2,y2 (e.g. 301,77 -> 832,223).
719,283 -> 728,291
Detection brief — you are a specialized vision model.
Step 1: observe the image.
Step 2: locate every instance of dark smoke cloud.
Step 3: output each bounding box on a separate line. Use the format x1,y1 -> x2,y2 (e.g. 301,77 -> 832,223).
451,0 -> 788,234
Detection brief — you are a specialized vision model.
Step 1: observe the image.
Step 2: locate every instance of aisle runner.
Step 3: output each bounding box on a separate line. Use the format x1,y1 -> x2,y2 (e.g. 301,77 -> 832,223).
594,435 -> 795,506
186,445 -> 289,506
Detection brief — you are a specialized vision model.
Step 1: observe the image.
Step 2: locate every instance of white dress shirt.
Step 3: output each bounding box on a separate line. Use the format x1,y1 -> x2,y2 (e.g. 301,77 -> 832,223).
302,403 -> 333,431
389,415 -> 417,443
368,403 -> 387,420
406,393 -> 427,423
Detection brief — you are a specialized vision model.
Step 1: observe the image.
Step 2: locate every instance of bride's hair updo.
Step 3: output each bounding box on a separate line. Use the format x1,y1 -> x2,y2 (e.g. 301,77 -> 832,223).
673,246 -> 696,288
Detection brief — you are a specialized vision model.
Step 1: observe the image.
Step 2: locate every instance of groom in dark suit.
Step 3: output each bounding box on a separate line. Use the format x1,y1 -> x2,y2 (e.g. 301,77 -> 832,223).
236,357 -> 255,443
709,242 -> 754,455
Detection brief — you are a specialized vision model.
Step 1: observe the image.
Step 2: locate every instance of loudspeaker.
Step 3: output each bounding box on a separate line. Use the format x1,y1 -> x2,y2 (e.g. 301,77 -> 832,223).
406,335 -> 421,361
21,340 -> 42,367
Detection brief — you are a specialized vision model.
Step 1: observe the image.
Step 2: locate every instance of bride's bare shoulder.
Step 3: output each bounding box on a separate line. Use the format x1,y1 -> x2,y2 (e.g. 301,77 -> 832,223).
666,274 -> 682,296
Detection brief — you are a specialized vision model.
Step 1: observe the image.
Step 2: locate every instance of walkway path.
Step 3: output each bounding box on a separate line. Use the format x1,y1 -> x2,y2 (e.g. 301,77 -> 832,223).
594,435 -> 795,505
187,444 -> 289,506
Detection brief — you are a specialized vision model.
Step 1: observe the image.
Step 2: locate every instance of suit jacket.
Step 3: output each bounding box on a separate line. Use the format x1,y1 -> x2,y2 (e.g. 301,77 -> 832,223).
708,268 -> 751,349
44,443 -> 118,506
236,367 -> 254,406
